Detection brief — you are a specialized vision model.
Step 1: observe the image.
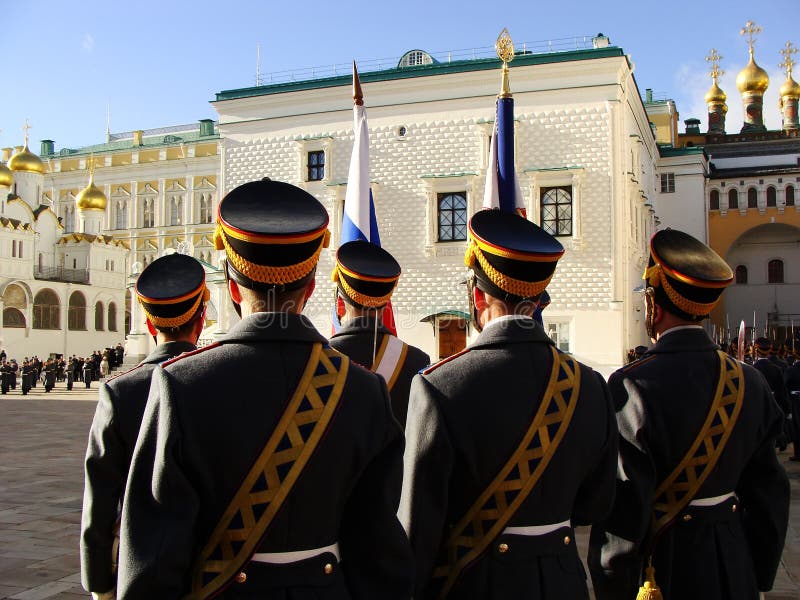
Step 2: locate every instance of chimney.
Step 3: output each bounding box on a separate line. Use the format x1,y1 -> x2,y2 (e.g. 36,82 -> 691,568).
685,118 -> 701,135
199,119 -> 215,137
40,140 -> 55,156
132,130 -> 144,146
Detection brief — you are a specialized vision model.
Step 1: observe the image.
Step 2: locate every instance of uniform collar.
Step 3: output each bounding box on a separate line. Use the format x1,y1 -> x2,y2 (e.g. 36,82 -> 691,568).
649,326 -> 717,354
141,341 -> 197,365
332,315 -> 391,339
471,314 -> 553,349
222,312 -> 328,345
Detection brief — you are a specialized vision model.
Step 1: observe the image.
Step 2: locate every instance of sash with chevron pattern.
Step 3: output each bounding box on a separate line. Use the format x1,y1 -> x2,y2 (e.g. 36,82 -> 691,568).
184,344 -> 349,599
649,350 -> 745,539
432,346 -> 581,598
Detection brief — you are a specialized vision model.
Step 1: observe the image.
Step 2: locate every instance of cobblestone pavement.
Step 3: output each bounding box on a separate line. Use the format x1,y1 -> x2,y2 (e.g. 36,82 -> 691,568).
0,381 -> 798,599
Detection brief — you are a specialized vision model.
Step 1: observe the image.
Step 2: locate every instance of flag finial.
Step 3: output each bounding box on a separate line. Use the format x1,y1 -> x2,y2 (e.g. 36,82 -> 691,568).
496,28 -> 515,98
353,61 -> 364,106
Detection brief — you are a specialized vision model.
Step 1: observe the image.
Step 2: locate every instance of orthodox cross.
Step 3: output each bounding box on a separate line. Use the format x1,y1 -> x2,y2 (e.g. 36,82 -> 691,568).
706,48 -> 724,83
740,21 -> 762,56
779,41 -> 797,79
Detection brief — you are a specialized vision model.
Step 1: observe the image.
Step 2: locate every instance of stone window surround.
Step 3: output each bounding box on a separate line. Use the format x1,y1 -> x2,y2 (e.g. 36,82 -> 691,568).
526,167 -> 584,251
421,173 -> 479,258
295,137 -> 333,185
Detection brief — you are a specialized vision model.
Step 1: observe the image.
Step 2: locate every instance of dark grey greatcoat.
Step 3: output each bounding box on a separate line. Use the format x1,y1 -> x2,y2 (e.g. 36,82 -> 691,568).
117,313 -> 413,600
588,327 -> 790,600
401,315 -> 617,600
81,341 -> 196,595
329,315 -> 430,427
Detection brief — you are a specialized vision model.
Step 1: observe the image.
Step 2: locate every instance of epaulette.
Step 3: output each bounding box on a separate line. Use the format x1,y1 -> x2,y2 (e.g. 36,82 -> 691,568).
619,354 -> 657,374
161,342 -> 222,368
105,362 -> 146,383
421,348 -> 471,375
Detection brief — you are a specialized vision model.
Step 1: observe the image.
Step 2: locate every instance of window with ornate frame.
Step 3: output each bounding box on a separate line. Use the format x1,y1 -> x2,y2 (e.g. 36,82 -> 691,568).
527,167 -> 583,248
540,187 -> 573,237
437,192 -> 468,242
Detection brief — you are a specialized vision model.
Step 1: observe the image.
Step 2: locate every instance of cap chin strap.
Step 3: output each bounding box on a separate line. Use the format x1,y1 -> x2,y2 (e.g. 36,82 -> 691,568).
467,271 -> 483,334
644,286 -> 657,341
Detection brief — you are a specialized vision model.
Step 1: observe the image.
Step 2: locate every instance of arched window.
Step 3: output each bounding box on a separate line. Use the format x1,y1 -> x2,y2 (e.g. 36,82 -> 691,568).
541,187 -> 573,236
768,259 -> 784,284
170,196 -> 183,225
68,291 -> 87,330
115,200 -> 127,230
33,289 -> 60,329
728,189 -> 739,209
95,301 -> 104,331
747,187 -> 758,208
735,265 -> 748,284
3,307 -> 25,328
709,189 -> 720,210
108,302 -> 117,332
787,185 -> 795,207
766,186 -> 777,207
142,199 -> 154,228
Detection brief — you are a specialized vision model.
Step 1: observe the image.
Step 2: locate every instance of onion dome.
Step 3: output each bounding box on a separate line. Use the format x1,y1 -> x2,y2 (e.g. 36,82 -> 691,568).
8,144 -> 45,174
780,74 -> 800,99
705,81 -> 727,104
736,52 -> 769,94
0,162 -> 12,187
75,171 -> 107,211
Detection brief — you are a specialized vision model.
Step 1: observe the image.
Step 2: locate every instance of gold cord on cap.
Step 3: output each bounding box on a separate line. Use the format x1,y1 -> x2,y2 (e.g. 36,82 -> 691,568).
332,265 -> 394,307
644,264 -> 718,316
140,286 -> 209,329
465,240 -> 551,298
215,224 -> 329,285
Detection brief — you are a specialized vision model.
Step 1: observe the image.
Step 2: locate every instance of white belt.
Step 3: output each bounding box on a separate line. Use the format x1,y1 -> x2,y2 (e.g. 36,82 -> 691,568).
688,492 -> 735,507
503,520 -> 571,536
251,542 -> 340,564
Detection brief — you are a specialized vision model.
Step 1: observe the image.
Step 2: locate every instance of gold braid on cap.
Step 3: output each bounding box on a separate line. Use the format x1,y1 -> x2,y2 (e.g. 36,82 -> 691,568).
464,240 -> 550,298
331,265 -> 393,308
214,224 -> 330,285
140,286 -> 210,329
644,264 -> 717,316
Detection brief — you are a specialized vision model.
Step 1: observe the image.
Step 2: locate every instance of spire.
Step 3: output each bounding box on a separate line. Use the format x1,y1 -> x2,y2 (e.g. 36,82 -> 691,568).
352,61 -> 364,106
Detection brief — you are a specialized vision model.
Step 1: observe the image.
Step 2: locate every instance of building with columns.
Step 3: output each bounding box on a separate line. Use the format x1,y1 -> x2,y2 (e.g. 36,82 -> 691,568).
0,137 -> 127,359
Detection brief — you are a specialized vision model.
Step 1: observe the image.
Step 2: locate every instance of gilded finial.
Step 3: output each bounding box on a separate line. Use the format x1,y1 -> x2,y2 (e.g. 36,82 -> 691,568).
779,41 -> 797,79
706,48 -> 725,83
22,119 -> 31,147
740,20 -> 762,57
496,28 -> 515,98
352,61 -> 364,106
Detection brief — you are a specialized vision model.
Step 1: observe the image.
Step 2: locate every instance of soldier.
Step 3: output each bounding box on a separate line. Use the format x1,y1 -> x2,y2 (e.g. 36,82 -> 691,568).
401,209 -> 617,599
753,337 -> 791,451
81,253 -> 209,600
21,360 -> 33,395
329,240 -> 430,427
82,359 -> 93,389
588,229 -> 789,599
0,360 -> 10,395
44,359 -> 56,392
118,180 -> 413,599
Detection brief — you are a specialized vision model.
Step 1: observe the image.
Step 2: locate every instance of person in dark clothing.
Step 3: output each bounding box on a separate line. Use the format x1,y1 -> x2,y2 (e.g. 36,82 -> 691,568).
753,337 -> 791,451
589,229 -> 789,600
329,240 -> 430,427
784,356 -> 800,461
81,253 -> 209,600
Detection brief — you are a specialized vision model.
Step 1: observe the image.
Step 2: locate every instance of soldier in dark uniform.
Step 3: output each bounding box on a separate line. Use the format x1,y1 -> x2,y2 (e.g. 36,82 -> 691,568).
588,229 -> 789,600
44,359 -> 56,392
753,337 -> 791,451
118,180 -> 413,599
9,359 -> 18,389
82,359 -> 93,389
21,360 -> 33,395
0,360 -> 10,394
401,209 -> 617,600
329,240 -> 430,427
81,253 -> 209,600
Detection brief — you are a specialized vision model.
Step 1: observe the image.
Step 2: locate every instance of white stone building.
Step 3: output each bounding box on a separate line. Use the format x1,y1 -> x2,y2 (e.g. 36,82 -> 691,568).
0,142 -> 128,360
212,38 -> 661,372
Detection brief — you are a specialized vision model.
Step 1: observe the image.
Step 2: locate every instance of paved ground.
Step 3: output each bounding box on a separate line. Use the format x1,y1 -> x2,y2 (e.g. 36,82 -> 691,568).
0,381 -> 798,599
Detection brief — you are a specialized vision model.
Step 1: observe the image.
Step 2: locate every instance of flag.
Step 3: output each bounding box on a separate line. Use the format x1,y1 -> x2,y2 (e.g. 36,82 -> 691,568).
333,62 -> 396,334
482,83 -> 525,214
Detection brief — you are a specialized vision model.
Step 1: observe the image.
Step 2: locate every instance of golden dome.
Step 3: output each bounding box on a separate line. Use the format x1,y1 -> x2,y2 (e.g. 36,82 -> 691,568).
736,53 -> 769,94
75,172 -> 107,211
780,75 -> 800,99
705,81 -> 727,104
8,144 -> 45,174
0,162 -> 12,187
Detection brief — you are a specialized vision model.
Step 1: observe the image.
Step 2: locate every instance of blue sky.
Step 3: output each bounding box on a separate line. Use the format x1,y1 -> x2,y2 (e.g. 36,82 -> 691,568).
2,1 -> 796,151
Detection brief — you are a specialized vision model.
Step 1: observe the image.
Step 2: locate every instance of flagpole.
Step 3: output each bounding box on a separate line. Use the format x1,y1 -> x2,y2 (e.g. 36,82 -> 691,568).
495,29 -> 517,214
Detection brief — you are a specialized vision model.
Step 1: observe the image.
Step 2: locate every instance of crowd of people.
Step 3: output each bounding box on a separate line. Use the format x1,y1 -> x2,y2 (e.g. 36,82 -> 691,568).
75,179 -> 789,600
0,344 -> 125,394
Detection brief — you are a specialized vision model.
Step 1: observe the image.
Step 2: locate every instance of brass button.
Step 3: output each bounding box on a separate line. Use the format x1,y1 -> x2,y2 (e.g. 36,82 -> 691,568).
563,535 -> 571,545
732,504 -> 738,512
498,542 -> 509,553
235,571 -> 247,584
324,563 -> 333,575
682,514 -> 692,522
